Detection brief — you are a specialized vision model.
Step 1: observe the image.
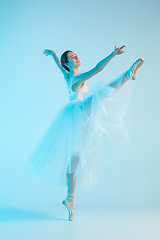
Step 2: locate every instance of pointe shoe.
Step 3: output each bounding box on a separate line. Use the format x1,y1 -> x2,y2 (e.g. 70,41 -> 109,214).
62,197 -> 75,221
127,58 -> 145,80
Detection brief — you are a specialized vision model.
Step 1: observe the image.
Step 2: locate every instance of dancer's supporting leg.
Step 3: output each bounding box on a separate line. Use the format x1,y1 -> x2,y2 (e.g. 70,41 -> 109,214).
67,154 -> 80,199
62,154 -> 80,221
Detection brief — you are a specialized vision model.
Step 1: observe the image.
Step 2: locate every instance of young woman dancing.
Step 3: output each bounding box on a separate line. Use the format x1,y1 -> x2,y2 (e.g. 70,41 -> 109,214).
26,46 -> 144,221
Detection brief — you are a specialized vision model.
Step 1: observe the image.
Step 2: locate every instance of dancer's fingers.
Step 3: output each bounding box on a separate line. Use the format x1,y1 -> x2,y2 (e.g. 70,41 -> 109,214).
120,45 -> 126,49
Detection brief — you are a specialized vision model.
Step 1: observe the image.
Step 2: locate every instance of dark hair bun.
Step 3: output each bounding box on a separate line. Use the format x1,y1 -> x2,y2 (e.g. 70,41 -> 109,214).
60,50 -> 72,72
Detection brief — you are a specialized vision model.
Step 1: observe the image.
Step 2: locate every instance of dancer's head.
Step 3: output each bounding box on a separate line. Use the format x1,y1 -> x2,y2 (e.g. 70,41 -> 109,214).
60,50 -> 81,72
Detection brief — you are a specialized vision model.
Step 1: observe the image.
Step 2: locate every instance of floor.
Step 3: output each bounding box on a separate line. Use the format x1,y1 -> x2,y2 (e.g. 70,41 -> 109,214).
0,206 -> 160,240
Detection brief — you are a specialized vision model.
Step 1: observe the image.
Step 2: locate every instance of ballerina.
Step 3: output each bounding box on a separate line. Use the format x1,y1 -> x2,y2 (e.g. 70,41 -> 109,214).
27,46 -> 144,221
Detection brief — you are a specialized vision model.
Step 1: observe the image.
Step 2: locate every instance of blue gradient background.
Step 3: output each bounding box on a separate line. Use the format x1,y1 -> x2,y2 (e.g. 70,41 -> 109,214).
0,0 -> 160,215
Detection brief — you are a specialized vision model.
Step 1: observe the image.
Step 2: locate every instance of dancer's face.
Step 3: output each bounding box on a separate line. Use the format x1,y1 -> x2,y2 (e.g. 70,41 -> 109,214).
66,52 -> 81,70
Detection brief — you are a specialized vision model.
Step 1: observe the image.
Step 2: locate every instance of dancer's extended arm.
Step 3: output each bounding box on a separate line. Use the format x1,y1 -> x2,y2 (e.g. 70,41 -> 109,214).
43,49 -> 68,77
70,45 -> 126,91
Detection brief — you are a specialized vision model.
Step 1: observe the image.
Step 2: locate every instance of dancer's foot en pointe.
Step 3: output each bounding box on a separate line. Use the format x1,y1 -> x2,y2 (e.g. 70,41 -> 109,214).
126,58 -> 145,80
62,172 -> 76,221
62,194 -> 75,221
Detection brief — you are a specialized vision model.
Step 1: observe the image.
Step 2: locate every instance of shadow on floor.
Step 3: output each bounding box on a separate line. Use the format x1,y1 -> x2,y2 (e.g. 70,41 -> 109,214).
0,208 -> 68,222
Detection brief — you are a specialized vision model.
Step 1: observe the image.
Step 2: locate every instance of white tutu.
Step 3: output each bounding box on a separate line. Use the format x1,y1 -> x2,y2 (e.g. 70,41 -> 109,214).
24,71 -> 132,187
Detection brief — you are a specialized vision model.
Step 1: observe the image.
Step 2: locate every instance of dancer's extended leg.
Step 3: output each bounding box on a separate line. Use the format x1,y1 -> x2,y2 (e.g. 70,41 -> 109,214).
108,71 -> 130,89
108,58 -> 145,89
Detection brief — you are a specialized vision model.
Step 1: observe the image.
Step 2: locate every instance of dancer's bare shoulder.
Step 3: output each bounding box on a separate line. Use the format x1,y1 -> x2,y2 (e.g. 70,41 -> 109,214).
63,72 -> 85,91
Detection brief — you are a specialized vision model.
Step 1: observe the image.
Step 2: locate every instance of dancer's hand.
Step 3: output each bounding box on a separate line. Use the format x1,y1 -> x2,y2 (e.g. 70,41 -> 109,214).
113,45 -> 126,55
43,49 -> 55,56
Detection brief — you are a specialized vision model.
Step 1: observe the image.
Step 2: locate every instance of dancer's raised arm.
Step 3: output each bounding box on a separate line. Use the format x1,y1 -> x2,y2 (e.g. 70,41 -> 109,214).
43,49 -> 68,77
70,45 -> 126,91
97,45 -> 126,72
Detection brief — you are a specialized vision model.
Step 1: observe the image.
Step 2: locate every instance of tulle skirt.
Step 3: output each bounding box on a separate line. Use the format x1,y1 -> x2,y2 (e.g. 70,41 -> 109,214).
24,72 -> 133,188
